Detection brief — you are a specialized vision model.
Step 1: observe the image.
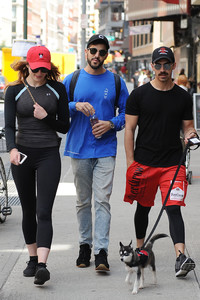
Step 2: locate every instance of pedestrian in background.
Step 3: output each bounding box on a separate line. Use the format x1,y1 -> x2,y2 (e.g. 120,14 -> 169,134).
63,34 -> 129,272
120,64 -> 127,80
4,46 -> 70,285
131,70 -> 139,89
138,69 -> 147,86
188,77 -> 196,96
143,69 -> 152,84
177,74 -> 189,91
124,46 -> 197,278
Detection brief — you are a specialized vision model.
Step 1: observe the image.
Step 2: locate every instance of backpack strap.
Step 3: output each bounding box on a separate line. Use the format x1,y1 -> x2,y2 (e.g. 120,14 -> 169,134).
113,73 -> 121,115
69,69 -> 81,102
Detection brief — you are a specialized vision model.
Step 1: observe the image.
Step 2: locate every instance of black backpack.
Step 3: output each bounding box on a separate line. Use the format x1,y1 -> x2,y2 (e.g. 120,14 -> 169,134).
69,69 -> 121,114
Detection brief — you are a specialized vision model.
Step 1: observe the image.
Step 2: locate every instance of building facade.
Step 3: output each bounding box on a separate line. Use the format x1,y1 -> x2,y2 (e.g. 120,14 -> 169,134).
124,0 -> 200,90
95,0 -> 125,51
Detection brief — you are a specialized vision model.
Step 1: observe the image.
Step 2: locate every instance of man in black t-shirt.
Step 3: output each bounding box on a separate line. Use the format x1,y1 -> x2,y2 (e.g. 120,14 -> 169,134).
124,46 -> 198,278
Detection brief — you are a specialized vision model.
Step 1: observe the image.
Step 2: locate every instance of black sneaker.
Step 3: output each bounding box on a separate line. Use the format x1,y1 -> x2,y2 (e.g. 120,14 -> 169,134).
175,251 -> 195,278
34,263 -> 50,285
76,244 -> 91,268
23,258 -> 38,277
95,249 -> 110,271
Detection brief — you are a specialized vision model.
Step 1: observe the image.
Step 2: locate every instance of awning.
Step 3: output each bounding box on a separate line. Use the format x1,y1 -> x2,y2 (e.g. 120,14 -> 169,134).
158,0 -> 179,3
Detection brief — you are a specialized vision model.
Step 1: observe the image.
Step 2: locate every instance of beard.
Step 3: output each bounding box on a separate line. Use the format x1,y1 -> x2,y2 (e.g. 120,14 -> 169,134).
87,57 -> 104,70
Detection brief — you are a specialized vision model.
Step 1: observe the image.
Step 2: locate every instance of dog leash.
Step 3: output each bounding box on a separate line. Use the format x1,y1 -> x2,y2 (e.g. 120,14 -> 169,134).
142,138 -> 199,249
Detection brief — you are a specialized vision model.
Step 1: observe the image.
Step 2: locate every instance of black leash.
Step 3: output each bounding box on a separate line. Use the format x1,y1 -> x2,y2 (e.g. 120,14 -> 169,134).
142,138 -> 200,249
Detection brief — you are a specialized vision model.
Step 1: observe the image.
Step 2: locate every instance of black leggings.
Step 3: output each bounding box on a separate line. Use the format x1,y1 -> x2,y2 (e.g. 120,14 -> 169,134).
11,146 -> 61,249
134,202 -> 185,245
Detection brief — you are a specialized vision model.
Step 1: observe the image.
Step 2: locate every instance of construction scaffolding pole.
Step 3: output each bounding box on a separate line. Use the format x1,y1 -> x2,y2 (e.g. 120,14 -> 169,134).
23,0 -> 27,39
81,0 -> 86,68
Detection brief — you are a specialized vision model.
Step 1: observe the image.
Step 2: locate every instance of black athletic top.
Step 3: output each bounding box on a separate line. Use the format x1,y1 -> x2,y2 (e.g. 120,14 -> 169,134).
125,82 -> 193,167
4,80 -> 70,151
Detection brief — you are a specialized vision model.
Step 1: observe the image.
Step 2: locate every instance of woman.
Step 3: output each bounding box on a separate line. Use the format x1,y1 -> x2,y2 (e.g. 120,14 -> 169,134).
177,74 -> 189,91
4,46 -> 70,285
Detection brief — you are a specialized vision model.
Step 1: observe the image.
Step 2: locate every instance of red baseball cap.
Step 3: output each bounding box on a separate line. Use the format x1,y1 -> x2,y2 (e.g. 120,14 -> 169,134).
27,46 -> 51,70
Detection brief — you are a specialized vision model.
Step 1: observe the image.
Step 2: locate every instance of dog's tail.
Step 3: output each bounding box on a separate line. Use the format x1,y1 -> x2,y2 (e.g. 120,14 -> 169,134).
146,233 -> 168,250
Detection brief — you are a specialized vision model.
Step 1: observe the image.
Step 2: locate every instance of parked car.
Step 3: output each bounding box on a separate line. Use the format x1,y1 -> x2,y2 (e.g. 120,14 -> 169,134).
0,75 -> 7,100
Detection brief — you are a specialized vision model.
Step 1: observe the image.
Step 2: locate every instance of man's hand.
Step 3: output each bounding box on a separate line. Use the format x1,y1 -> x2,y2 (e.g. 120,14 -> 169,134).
126,160 -> 134,169
184,131 -> 198,144
92,120 -> 111,138
75,102 -> 95,116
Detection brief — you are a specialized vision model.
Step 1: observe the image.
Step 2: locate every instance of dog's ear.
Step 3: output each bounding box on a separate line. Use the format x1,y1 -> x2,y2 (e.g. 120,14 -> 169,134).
129,240 -> 132,247
119,241 -> 123,247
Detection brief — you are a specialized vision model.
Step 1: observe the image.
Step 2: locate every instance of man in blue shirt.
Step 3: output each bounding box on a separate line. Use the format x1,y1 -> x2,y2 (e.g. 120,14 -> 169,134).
63,34 -> 129,271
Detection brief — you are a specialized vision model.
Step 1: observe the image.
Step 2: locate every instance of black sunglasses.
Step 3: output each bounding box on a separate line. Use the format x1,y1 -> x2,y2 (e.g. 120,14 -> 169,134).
154,63 -> 172,70
88,47 -> 108,57
31,67 -> 49,73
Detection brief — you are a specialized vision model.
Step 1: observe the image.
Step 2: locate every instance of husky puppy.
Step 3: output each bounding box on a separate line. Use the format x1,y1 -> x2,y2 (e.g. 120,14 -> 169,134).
119,233 -> 168,294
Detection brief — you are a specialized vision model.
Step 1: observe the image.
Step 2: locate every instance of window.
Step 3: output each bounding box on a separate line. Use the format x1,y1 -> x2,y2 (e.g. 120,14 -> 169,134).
12,6 -> 16,18
12,22 -> 16,33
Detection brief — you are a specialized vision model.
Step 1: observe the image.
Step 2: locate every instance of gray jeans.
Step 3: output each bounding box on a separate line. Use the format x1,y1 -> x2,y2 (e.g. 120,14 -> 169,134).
71,157 -> 116,255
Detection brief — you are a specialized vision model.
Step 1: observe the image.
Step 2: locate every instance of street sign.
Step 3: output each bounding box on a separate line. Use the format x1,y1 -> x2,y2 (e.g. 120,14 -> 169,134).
12,40 -> 37,57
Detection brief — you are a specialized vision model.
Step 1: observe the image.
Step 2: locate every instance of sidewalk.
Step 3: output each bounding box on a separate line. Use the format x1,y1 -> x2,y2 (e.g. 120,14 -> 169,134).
0,83 -> 200,299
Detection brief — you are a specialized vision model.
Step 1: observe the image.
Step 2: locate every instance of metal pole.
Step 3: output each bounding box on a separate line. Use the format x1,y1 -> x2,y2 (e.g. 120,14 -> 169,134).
81,0 -> 86,68
23,0 -> 27,39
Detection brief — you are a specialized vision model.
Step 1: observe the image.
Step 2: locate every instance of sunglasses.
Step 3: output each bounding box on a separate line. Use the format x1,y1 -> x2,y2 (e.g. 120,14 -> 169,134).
154,63 -> 172,70
88,47 -> 108,57
31,67 -> 49,73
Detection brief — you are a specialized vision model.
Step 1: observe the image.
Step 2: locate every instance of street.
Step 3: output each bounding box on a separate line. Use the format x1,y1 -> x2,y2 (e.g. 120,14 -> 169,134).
0,82 -> 200,299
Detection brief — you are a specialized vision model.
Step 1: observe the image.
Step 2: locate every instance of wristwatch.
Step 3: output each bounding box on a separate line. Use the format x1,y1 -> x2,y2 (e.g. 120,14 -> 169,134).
109,121 -> 115,129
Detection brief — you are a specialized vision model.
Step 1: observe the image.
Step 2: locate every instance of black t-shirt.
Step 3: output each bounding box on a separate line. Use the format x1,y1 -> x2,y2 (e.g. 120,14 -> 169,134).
5,80 -> 70,151
125,82 -> 193,167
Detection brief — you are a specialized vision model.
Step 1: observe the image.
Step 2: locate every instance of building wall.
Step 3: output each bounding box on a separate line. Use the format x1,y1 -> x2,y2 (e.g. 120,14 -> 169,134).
0,1 -> 12,47
28,0 -> 41,40
12,0 -> 24,42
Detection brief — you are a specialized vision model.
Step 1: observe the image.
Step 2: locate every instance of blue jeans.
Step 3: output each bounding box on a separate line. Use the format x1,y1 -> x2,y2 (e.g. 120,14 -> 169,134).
71,157 -> 116,255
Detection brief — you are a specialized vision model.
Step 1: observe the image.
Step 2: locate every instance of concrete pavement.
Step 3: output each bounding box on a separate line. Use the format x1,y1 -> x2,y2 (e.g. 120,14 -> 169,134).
0,82 -> 200,299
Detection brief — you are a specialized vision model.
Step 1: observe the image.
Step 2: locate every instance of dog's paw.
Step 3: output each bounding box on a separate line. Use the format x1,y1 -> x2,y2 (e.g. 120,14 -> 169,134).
132,289 -> 138,294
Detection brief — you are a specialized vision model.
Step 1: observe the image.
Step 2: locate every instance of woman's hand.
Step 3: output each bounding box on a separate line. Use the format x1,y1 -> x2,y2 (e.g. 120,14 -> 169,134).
33,103 -> 48,119
10,148 -> 20,165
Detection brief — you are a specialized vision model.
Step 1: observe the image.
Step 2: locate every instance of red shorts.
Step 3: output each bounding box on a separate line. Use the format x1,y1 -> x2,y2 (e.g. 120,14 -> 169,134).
124,162 -> 187,207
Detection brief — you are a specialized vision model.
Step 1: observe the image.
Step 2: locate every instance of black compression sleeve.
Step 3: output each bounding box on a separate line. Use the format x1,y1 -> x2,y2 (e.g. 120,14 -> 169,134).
134,202 -> 151,239
165,205 -> 185,244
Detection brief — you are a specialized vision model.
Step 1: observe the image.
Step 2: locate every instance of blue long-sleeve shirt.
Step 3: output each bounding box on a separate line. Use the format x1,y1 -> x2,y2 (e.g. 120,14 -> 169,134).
63,69 -> 129,159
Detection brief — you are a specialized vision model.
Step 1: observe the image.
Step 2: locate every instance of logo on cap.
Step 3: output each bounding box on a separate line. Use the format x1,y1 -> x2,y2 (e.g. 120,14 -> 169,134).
158,47 -> 168,55
39,53 -> 43,58
99,35 -> 104,39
